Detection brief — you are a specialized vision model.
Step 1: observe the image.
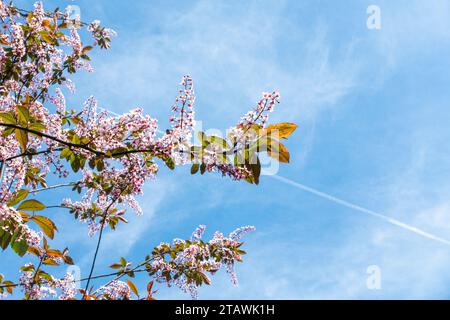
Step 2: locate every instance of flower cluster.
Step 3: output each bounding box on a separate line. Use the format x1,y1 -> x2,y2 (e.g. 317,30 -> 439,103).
239,91 -> 280,129
147,225 -> 255,299
0,0 -> 116,204
19,266 -> 55,300
164,75 -> 196,165
0,204 -> 41,247
19,266 -> 76,300
87,20 -> 117,49
98,280 -> 131,300
170,75 -> 196,134
54,273 -> 77,300
0,0 -> 296,301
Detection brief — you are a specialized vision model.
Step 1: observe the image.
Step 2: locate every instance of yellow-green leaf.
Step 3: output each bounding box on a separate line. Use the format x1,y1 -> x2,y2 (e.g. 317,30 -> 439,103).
191,163 -> 199,174
208,136 -> 230,149
15,129 -> 28,151
266,123 -> 298,140
198,131 -> 207,146
31,215 -> 57,239
39,30 -> 54,44
17,199 -> 46,212
7,189 -> 29,207
126,279 -> 139,298
28,123 -> 46,132
16,106 -> 30,125
0,112 -> 16,125
266,140 -> 290,163
43,259 -> 59,266
250,156 -> 261,185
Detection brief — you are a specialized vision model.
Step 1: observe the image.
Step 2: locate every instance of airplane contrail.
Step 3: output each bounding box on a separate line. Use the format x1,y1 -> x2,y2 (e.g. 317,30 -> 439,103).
269,175 -> 450,246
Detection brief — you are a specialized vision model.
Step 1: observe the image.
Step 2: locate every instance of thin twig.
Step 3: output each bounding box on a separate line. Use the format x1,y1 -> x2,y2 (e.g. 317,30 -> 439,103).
91,256 -> 155,296
31,183 -> 74,194
0,160 -> 5,184
4,148 -> 62,162
0,265 -> 156,290
82,188 -> 126,299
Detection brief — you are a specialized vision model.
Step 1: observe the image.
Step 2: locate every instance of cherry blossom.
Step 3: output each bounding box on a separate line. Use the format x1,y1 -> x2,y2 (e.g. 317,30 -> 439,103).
98,280 -> 131,300
0,0 -> 296,300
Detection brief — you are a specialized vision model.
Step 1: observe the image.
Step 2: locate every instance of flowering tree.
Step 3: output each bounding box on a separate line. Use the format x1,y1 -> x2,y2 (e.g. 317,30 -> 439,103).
0,1 -> 297,300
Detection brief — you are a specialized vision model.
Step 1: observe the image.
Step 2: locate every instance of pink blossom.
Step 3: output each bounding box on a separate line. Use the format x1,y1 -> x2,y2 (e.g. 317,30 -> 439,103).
192,224 -> 206,240
99,280 -> 131,300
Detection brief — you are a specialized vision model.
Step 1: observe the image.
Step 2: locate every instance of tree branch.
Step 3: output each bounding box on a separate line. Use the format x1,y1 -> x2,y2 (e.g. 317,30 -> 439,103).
0,265 -> 156,291
0,123 -> 104,156
91,256 -> 155,296
82,188 -> 126,299
4,148 -> 63,162
31,183 -> 74,194
0,123 -> 164,160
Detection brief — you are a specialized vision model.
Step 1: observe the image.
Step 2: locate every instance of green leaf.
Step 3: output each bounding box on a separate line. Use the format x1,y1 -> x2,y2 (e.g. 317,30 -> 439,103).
70,156 -> 80,173
15,129 -> 28,151
17,199 -> 46,212
1,127 -> 14,138
16,106 -> 30,124
71,134 -> 81,145
60,148 -> 72,160
191,163 -> 199,174
198,131 -> 207,146
111,147 -> 128,158
0,229 -> 12,250
20,264 -> 35,272
11,239 -> 28,257
250,157 -> 261,185
88,158 -> 96,169
200,163 -> 206,175
96,158 -> 105,171
28,123 -> 46,132
208,136 -> 230,149
164,157 -> 175,170
31,215 -> 57,239
7,189 -> 30,207
39,30 -> 54,44
0,112 -> 16,125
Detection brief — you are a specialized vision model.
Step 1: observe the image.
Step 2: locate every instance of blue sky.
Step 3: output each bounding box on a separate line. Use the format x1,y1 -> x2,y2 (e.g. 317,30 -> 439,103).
3,0 -> 450,299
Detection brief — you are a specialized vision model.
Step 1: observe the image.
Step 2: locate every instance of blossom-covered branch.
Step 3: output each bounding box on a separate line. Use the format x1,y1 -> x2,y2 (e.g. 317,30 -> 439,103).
0,0 -> 297,300
0,225 -> 255,300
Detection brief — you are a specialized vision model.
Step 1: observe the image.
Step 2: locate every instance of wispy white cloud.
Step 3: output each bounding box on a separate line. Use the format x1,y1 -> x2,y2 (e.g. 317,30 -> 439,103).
82,0 -> 360,127
75,178 -> 172,272
46,0 -> 450,299
100,179 -> 171,257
